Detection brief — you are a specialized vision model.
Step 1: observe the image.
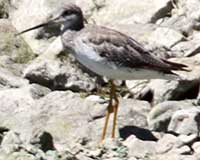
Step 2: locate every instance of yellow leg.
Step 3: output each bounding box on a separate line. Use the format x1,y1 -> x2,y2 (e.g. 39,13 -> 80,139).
99,80 -> 114,144
111,81 -> 119,138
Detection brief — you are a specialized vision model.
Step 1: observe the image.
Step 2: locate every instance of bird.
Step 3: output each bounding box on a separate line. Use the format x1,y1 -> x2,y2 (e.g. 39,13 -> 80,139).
16,4 -> 189,144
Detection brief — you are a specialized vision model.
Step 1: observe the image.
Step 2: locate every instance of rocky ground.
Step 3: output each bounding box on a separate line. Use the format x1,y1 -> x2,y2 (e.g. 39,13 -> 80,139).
0,0 -> 200,159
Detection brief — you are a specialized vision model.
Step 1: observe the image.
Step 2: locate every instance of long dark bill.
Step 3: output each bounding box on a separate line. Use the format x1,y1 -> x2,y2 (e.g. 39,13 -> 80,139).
15,15 -> 62,36
15,22 -> 51,36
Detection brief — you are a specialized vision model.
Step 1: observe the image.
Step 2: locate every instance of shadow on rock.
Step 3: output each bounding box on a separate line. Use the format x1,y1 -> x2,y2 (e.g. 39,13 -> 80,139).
119,126 -> 158,141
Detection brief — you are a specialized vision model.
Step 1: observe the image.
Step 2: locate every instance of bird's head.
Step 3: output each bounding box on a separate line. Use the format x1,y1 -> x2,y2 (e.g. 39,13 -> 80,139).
16,4 -> 85,36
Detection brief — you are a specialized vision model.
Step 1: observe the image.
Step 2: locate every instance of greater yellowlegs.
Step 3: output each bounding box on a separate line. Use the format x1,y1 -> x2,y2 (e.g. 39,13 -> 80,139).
16,4 -> 188,143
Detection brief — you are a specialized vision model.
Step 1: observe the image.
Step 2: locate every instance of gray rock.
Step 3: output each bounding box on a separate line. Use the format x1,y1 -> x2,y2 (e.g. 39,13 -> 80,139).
0,142 -> 78,160
23,58 -> 96,92
0,0 -> 9,18
76,153 -> 93,160
85,95 -> 107,104
148,27 -> 184,49
147,80 -> 192,105
158,0 -> 200,36
171,33 -> 200,57
26,84 -> 51,99
193,142 -> 200,154
178,134 -> 198,145
92,0 -> 173,24
126,80 -> 150,99
0,55 -> 25,77
0,19 -> 35,63
156,134 -> 192,155
0,87 -> 35,131
19,144 -> 46,159
0,84 -> 50,139
169,55 -> 200,82
27,91 -> 150,148
100,138 -> 128,159
148,100 -> 197,132
126,79 -> 195,105
0,67 -> 28,89
1,131 -> 22,154
168,107 -> 200,135
80,148 -> 103,159
5,151 -> 38,160
30,91 -> 105,147
177,0 -> 200,20
39,37 -> 64,59
102,138 -> 123,150
118,99 -> 151,129
172,145 -> 191,155
156,134 -> 183,154
23,59 -> 63,88
159,14 -> 197,37
124,135 -> 156,158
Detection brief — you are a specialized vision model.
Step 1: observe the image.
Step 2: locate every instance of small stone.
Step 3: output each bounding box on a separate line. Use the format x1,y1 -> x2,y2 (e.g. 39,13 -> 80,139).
1,131 -> 22,154
156,134 -> 183,154
169,55 -> 200,81
92,0 -> 172,24
171,35 -> 200,57
124,135 -> 156,158
6,151 -> 37,160
20,144 -> 46,159
127,79 -> 192,105
171,145 -> 191,155
102,138 -> 122,150
192,142 -> 200,154
178,134 -> 198,144
44,150 -> 59,160
148,27 -> 184,48
0,19 -> 35,63
85,149 -> 102,158
85,95 -> 107,104
27,84 -> 51,99
126,80 -> 150,99
148,100 -> 197,132
123,135 -> 137,147
0,67 -> 28,89
168,108 -> 200,135
23,59 -> 96,92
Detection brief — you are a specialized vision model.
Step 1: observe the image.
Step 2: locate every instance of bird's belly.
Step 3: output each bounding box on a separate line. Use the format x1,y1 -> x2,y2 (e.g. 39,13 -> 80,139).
75,54 -> 174,80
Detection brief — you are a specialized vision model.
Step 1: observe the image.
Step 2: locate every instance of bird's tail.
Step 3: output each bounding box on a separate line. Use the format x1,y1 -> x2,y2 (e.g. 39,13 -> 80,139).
162,59 -> 190,71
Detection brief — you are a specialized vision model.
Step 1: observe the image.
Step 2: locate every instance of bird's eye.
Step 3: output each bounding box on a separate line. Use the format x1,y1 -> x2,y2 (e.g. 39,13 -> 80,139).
62,10 -> 72,16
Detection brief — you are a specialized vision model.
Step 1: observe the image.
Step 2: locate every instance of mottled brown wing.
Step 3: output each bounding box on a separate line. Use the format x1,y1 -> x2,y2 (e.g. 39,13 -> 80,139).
80,26 -> 187,74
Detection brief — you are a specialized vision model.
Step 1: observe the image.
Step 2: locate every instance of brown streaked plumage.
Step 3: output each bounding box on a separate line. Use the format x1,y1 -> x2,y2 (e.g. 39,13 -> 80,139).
16,4 -> 189,144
